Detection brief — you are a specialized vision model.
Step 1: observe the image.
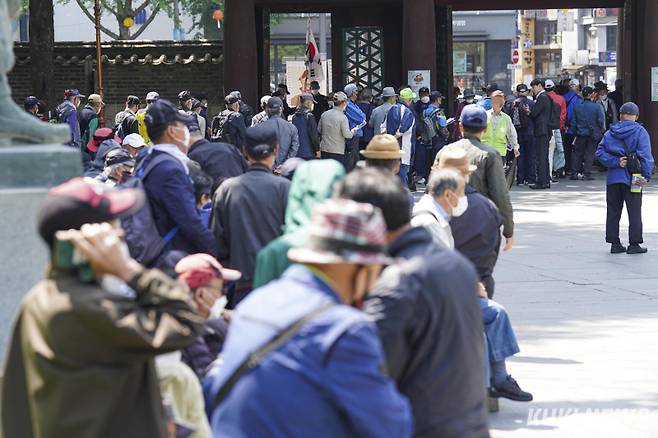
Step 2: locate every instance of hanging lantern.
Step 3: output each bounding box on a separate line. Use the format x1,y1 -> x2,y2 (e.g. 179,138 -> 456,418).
122,16 -> 135,28
212,9 -> 224,21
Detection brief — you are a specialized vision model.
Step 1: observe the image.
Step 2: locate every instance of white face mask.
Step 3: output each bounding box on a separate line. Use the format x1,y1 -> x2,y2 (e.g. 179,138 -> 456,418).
208,295 -> 228,319
451,195 -> 469,217
421,96 -> 430,104
172,125 -> 190,148
466,98 -> 474,104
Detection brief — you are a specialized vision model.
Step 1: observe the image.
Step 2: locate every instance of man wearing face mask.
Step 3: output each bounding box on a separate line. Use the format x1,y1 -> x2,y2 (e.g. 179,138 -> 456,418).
205,198 -> 412,438
2,178 -> 203,438
141,99 -> 218,257
175,254 -> 242,380
411,168 -> 467,249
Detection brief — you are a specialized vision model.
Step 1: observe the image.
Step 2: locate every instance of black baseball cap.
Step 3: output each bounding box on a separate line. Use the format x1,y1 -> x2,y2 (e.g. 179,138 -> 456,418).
225,94 -> 239,105
310,81 -> 321,90
178,90 -> 192,101
126,95 -> 141,106
104,148 -> 135,167
145,99 -> 194,140
582,86 -> 595,97
516,84 -> 529,93
418,87 -> 430,95
245,123 -> 278,160
37,177 -> 144,248
24,96 -> 39,109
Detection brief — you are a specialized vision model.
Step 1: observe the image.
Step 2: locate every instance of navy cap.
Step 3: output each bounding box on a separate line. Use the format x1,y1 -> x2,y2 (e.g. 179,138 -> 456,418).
186,114 -> 201,133
463,88 -> 476,98
300,93 -> 317,104
430,91 -> 444,101
105,148 -> 135,167
65,89 -> 85,98
582,86 -> 595,97
619,102 -> 640,116
145,99 -> 194,137
24,95 -> 39,109
459,104 -> 488,129
245,122 -> 278,160
267,96 -> 283,110
516,84 -> 529,93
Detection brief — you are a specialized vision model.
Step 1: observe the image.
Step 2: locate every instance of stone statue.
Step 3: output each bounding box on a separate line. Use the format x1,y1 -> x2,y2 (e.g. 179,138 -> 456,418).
0,0 -> 70,146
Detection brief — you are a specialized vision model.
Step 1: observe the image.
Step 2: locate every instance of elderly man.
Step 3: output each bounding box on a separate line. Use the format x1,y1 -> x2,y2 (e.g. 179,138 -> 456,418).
386,87 -> 417,185
261,96 -> 300,169
343,83 -> 367,170
482,90 -> 520,160
318,91 -> 359,168
370,87 -> 397,136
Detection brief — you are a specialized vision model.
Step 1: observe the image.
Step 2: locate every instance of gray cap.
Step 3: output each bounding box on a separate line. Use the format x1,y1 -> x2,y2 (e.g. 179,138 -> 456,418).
344,84 -> 358,97
333,92 -> 348,103
619,102 -> 640,116
381,87 -> 397,98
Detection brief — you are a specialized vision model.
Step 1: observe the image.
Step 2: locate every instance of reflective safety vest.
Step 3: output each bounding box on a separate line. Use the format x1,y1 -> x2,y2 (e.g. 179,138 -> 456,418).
136,111 -> 151,145
482,110 -> 511,157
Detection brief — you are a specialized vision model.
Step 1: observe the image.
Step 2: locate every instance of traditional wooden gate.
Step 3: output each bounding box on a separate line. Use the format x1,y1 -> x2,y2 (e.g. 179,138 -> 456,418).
342,26 -> 384,93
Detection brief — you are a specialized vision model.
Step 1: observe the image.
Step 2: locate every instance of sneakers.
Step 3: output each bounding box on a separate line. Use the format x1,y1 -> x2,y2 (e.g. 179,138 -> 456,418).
611,243 -> 627,254
490,375 -> 533,402
627,244 -> 648,254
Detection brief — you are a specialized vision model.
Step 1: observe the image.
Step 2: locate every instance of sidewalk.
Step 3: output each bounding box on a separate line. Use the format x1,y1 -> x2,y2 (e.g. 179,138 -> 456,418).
489,178 -> 658,437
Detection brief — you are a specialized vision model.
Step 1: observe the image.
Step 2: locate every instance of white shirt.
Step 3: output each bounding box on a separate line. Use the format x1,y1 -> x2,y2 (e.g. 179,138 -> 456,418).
411,194 -> 455,249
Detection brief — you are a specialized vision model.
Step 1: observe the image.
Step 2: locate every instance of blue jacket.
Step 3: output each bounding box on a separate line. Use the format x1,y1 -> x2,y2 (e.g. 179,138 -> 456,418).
570,100 -> 605,138
477,97 -> 492,111
563,90 -> 583,134
345,101 -> 366,137
386,103 -> 417,141
204,264 -> 413,438
140,149 -> 218,257
595,121 -> 654,186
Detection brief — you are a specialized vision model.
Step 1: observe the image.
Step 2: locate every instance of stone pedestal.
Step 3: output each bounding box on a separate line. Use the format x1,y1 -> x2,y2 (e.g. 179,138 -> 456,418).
0,145 -> 81,361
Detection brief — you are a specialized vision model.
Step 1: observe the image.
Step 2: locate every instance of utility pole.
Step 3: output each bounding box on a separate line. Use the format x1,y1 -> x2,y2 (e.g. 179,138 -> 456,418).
94,0 -> 105,126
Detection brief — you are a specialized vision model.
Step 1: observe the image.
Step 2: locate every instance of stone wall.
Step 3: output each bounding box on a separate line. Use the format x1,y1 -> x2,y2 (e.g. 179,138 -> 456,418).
8,40 -> 224,115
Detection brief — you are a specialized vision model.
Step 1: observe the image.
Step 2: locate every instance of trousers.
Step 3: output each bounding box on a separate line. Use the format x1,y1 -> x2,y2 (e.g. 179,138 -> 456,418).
480,298 -> 520,363
606,183 -> 643,244
534,134 -> 551,185
572,136 -> 598,177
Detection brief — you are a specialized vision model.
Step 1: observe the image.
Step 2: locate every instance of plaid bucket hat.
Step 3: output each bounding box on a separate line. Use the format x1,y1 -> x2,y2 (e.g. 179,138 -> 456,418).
288,199 -> 393,265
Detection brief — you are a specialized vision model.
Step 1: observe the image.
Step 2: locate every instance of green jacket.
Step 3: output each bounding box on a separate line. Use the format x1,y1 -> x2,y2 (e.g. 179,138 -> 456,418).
252,160 -> 345,288
2,269 -> 203,438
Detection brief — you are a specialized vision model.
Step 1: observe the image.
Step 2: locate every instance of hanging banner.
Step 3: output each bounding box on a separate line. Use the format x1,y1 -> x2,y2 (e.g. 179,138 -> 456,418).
305,18 -> 325,83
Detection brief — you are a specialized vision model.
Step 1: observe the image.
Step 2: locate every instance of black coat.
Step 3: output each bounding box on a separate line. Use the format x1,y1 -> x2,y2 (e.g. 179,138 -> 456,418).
363,227 -> 489,438
188,138 -> 248,184
312,93 -> 330,124
181,317 -> 228,379
238,101 -> 255,128
530,91 -> 552,137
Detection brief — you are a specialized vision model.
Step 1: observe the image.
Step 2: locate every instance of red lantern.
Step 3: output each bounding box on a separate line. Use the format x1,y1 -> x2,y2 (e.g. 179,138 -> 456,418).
212,9 -> 224,21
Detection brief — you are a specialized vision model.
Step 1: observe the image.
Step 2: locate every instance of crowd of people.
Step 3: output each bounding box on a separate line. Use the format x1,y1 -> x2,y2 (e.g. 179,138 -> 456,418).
4,73 -> 653,437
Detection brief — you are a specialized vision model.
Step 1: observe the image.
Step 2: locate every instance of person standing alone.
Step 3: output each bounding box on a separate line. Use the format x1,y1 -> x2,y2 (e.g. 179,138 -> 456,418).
595,102 -> 654,254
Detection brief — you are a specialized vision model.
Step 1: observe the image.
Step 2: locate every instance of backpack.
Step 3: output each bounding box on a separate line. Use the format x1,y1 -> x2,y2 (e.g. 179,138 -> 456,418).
621,138 -> 643,175
420,108 -> 440,144
55,102 -> 74,125
120,153 -> 179,266
211,110 -> 234,144
548,98 -> 561,130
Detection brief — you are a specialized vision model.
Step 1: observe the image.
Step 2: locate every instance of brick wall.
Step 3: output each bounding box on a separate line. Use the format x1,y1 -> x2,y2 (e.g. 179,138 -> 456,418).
8,41 -> 224,116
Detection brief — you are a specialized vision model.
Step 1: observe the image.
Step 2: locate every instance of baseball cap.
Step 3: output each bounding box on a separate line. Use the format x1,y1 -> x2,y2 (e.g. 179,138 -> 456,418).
491,90 -> 505,98
430,91 -> 444,101
185,115 -> 201,133
244,122 -> 278,159
24,95 -> 39,109
300,93 -> 317,104
418,87 -> 430,95
225,94 -> 239,105
191,98 -> 202,110
463,88 -> 476,98
310,81 -> 321,90
87,127 -> 122,153
516,84 -> 529,93
178,90 -> 192,101
88,94 -> 104,105
569,79 -> 580,87
126,95 -> 141,106
266,96 -> 283,110
37,177 -> 144,248
277,83 -> 290,94
333,92 -> 348,103
146,91 -> 160,102
122,133 -> 147,149
175,253 -> 241,289
399,88 -> 417,100
288,199 -> 394,265
544,79 -> 555,90
459,104 -> 488,129
582,86 -> 595,97
344,84 -> 358,96
65,89 -> 85,98
104,148 -> 135,167
594,81 -> 608,91
260,95 -> 272,106
145,99 -> 194,140
361,134 -> 405,160
381,87 -> 397,98
619,102 -> 640,116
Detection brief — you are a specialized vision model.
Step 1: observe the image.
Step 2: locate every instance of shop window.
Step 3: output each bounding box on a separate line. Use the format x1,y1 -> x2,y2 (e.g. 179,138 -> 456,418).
453,42 -> 485,91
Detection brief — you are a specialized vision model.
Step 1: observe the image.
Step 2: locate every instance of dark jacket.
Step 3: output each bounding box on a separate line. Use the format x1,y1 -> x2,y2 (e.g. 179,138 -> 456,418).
239,101 -> 255,128
272,91 -> 294,118
596,120 -> 655,186
188,138 -> 248,184
504,96 -> 534,135
530,91 -> 552,137
311,92 -> 330,124
181,317 -> 228,379
2,269 -> 202,438
571,99 -> 605,139
210,165 -> 290,286
226,111 -> 247,150
291,107 -> 320,159
564,90 -> 583,134
437,137 -> 514,238
79,104 -> 99,149
357,101 -> 375,144
451,185 -> 503,285
83,139 -> 121,178
119,111 -> 139,138
363,226 -> 489,438
141,149 -> 218,257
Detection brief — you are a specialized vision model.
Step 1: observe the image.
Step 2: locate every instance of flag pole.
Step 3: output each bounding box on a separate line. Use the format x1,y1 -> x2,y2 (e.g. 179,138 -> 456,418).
94,0 -> 105,127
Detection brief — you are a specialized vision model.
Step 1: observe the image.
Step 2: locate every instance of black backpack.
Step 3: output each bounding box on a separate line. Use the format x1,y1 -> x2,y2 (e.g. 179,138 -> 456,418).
548,98 -> 561,130
211,110 -> 234,144
120,153 -> 179,266
420,108 -> 440,144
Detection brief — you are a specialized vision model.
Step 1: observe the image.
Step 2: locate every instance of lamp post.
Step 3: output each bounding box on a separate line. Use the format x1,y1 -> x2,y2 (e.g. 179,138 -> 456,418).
94,0 -> 105,126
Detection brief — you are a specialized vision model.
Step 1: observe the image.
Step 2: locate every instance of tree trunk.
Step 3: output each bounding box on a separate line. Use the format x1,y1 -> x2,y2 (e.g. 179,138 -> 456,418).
29,0 -> 56,108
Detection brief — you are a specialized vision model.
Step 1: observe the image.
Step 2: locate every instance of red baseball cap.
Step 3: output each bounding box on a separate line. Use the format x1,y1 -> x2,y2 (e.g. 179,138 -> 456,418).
37,177 -> 144,247
175,253 -> 242,289
87,127 -> 121,153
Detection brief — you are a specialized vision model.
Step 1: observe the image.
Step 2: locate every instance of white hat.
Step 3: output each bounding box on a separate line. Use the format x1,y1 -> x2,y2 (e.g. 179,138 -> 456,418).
122,133 -> 147,149
260,95 -> 271,106
146,91 -> 160,101
544,79 -> 555,89
569,78 -> 580,86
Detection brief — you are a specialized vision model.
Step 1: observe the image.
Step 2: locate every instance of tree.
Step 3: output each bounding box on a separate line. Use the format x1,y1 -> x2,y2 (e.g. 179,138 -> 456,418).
28,0 -> 56,106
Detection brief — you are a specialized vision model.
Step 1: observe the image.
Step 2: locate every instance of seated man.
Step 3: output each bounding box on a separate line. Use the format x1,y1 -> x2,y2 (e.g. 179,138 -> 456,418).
434,150 -> 533,402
